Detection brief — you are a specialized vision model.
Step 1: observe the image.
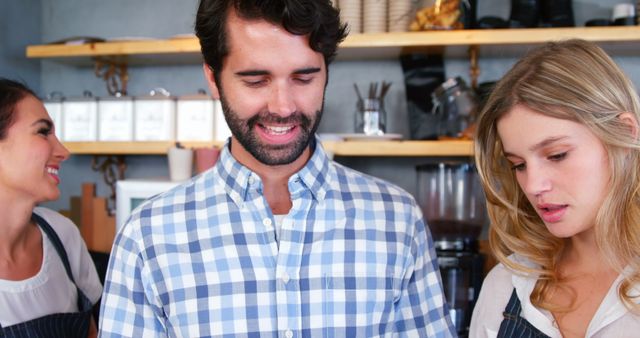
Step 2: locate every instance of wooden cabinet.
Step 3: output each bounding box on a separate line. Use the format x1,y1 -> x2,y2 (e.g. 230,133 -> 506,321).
26,26 -> 640,156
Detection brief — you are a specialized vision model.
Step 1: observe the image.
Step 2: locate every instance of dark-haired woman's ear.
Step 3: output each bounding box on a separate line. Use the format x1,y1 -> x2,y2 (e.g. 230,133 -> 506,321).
618,112 -> 639,141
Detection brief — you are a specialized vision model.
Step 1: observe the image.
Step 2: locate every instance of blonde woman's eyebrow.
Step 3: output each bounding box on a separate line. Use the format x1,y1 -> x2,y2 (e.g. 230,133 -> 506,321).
502,136 -> 569,158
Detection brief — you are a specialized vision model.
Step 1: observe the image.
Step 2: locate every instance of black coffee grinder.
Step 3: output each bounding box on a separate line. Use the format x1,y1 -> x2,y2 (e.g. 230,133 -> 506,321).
416,162 -> 486,337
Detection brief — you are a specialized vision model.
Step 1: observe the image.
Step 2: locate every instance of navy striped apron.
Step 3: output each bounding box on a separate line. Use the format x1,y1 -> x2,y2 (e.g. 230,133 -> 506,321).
0,213 -> 93,338
497,289 -> 550,338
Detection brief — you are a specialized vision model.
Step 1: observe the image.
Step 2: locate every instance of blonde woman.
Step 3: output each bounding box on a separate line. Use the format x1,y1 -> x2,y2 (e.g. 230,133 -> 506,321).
470,39 -> 640,337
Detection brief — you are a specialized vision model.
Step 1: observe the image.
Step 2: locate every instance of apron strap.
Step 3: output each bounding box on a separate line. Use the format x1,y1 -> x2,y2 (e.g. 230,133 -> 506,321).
31,213 -> 76,284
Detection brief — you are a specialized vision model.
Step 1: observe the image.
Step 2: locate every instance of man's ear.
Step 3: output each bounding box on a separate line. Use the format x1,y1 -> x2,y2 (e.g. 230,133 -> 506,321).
618,112 -> 639,141
202,63 -> 220,100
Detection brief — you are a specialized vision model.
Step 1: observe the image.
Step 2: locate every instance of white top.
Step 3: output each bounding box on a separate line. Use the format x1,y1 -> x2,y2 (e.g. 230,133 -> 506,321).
469,255 -> 640,338
0,207 -> 103,327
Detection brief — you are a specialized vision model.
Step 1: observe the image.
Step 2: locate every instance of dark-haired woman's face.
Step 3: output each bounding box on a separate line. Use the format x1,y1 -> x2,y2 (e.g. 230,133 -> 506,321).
0,96 -> 69,204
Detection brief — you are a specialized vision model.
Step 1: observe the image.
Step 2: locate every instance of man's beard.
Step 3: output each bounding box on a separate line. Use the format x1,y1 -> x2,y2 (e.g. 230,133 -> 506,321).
219,93 -> 323,166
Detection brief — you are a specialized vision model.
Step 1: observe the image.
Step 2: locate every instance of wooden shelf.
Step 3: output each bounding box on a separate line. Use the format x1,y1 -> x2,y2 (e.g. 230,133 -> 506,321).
26,26 -> 640,64
33,27 -> 637,158
63,140 -> 474,157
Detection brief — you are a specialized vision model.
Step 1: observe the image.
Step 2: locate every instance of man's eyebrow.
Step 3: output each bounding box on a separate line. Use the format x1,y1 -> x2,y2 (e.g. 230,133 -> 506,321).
235,67 -> 322,77
293,67 -> 321,75
235,70 -> 269,77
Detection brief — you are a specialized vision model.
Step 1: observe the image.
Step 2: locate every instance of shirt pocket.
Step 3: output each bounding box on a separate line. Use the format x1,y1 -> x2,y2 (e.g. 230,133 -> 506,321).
322,266 -> 396,336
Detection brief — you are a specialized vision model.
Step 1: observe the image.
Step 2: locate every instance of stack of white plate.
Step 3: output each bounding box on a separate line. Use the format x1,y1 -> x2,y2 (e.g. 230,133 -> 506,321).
363,0 -> 387,33
339,0 -> 362,34
388,0 -> 413,32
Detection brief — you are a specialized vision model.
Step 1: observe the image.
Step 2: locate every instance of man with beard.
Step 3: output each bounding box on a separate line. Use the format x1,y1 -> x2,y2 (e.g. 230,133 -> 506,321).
99,0 -> 455,337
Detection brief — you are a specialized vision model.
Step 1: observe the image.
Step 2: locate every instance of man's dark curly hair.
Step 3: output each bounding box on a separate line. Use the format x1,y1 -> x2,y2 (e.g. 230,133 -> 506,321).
195,0 -> 347,77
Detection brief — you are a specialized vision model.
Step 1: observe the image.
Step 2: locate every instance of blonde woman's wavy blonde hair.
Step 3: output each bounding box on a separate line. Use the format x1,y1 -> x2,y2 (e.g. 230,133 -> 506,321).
474,39 -> 640,312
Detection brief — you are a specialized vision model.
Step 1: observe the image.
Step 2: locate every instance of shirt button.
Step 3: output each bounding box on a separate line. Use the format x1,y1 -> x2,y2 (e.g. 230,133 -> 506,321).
263,218 -> 272,227
248,176 -> 254,184
285,330 -> 293,338
282,272 -> 290,284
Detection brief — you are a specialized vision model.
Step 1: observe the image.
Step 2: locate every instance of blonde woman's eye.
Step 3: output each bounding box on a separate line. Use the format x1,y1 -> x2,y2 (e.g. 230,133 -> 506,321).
548,152 -> 567,161
511,163 -> 526,171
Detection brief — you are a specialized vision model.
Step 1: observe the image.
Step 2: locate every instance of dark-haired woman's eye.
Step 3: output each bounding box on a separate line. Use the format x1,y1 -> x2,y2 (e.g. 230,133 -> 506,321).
38,127 -> 52,136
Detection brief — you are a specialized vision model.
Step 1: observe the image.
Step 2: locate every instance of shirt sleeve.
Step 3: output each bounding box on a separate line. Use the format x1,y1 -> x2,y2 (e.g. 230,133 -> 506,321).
394,215 -> 457,337
468,263 -> 513,338
99,219 -> 167,337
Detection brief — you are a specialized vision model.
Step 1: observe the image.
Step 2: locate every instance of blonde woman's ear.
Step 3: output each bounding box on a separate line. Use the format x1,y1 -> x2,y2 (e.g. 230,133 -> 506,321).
617,112 -> 639,141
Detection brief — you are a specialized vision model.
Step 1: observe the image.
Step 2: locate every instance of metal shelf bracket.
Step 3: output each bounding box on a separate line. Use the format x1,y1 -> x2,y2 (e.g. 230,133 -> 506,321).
469,45 -> 480,89
91,155 -> 127,213
94,57 -> 129,96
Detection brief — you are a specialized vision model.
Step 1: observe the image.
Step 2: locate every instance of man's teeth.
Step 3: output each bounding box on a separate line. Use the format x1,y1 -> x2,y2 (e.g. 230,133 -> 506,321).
47,167 -> 59,175
265,125 -> 293,135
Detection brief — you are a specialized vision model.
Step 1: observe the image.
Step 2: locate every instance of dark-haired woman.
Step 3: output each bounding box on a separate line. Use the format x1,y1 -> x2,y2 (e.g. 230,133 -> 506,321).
0,78 -> 102,337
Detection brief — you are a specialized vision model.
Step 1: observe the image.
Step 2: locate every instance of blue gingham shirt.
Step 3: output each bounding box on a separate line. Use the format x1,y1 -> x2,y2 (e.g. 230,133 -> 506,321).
100,138 -> 455,337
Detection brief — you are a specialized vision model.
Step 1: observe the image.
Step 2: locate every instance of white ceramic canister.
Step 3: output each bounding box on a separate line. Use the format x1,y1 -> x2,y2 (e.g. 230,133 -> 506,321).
133,88 -> 176,141
61,91 -> 98,142
176,91 -> 215,142
98,93 -> 134,141
43,91 -> 64,140
213,99 -> 231,142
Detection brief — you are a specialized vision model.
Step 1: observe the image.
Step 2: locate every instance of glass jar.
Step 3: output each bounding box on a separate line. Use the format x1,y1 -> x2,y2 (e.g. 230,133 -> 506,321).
355,98 -> 387,135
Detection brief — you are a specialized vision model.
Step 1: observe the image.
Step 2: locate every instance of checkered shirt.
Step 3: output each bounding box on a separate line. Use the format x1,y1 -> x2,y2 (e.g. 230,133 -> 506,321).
99,138 -> 455,337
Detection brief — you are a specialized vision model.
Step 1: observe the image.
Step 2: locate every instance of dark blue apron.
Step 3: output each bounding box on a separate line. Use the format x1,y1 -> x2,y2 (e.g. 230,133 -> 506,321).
497,289 -> 551,338
0,213 -> 94,338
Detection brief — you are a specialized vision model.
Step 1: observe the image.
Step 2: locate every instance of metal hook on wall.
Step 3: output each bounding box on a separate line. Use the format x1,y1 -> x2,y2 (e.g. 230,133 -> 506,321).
94,57 -> 129,96
91,155 -> 127,214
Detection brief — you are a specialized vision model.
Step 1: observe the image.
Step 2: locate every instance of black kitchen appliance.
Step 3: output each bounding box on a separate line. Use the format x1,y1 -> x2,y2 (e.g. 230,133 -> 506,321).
416,161 -> 486,337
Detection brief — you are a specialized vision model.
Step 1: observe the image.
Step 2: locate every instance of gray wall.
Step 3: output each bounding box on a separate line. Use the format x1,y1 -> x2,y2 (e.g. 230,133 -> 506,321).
4,0 -> 637,213
0,0 -> 41,88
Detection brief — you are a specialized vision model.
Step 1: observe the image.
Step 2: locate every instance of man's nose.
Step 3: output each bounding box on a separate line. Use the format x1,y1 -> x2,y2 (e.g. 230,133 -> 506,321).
268,82 -> 296,117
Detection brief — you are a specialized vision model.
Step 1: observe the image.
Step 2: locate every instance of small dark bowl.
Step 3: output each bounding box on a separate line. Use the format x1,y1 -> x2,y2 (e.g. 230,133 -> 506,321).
613,16 -> 637,26
585,18 -> 611,27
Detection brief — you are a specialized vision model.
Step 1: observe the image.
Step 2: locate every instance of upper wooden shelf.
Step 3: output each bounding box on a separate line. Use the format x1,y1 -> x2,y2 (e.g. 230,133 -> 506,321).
27,26 -> 640,64
63,140 -> 474,157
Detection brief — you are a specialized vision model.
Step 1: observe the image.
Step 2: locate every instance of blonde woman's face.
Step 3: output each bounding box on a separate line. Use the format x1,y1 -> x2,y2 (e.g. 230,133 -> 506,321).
497,104 -> 611,240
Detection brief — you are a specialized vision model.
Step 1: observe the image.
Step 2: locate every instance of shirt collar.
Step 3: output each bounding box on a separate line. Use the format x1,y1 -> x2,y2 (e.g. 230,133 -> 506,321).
214,135 -> 333,207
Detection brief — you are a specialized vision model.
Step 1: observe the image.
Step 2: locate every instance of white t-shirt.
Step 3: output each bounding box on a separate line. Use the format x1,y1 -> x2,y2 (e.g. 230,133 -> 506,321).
0,207 -> 103,327
469,254 -> 640,338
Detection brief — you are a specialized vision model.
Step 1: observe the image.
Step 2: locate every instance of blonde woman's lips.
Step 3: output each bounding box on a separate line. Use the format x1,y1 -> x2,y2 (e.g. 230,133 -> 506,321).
537,203 -> 568,223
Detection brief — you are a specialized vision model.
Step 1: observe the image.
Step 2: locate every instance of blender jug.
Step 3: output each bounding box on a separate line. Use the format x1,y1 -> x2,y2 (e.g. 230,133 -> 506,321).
416,161 -> 487,245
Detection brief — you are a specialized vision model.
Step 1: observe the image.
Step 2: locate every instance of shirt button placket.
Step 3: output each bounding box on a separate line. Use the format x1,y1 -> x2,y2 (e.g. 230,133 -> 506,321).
281,272 -> 290,284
